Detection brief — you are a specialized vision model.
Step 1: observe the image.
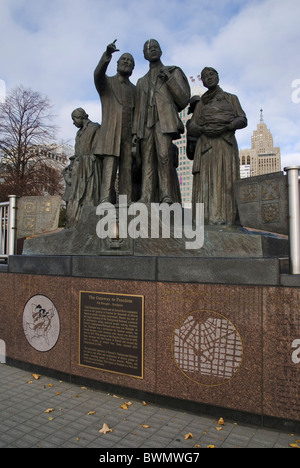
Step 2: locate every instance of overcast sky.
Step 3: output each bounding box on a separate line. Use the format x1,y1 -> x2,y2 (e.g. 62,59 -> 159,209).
1,0 -> 300,169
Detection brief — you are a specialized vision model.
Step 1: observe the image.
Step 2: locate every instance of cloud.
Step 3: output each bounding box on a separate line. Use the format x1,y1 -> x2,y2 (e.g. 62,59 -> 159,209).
1,0 -> 299,169
169,0 -> 300,167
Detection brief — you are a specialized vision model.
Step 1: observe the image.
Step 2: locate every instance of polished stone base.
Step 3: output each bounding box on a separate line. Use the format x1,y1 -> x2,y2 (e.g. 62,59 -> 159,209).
9,254 -> 282,285
0,264 -> 299,428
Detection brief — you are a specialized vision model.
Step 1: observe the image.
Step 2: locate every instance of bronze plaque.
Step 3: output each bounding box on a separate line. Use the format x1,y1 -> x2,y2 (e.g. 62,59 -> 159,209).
79,291 -> 144,378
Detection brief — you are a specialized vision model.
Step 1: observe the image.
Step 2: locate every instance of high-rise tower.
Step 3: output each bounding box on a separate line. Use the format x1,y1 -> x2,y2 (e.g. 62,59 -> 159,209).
239,110 -> 281,178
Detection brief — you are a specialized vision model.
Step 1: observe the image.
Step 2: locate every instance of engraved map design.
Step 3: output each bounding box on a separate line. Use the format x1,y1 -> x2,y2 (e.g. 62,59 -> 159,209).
173,310 -> 243,386
23,295 -> 60,352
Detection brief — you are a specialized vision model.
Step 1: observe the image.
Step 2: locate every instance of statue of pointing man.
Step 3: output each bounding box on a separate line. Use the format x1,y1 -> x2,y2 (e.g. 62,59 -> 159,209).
94,40 -> 136,204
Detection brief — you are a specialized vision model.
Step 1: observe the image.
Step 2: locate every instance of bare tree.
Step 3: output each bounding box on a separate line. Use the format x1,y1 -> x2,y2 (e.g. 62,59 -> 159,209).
0,85 -> 64,200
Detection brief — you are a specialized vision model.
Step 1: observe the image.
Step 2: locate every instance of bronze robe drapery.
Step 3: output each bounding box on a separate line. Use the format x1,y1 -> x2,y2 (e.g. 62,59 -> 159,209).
66,120 -> 101,228
187,87 -> 247,225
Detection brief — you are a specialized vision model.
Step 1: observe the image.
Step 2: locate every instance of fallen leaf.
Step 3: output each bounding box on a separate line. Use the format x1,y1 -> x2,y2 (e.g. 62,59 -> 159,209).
217,418 -> 225,426
184,432 -> 194,440
88,411 -> 96,415
27,381 -> 33,384
120,401 -> 132,410
32,374 -> 41,380
56,392 -> 61,395
141,424 -> 150,428
44,408 -> 54,413
289,443 -> 300,448
48,384 -> 53,387
216,426 -> 223,431
142,401 -> 148,406
207,445 -> 216,448
194,444 -> 201,448
99,423 -> 113,434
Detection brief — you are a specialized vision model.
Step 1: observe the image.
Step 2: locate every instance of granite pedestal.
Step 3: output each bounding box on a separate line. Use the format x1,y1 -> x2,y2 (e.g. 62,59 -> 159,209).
1,249 -> 300,430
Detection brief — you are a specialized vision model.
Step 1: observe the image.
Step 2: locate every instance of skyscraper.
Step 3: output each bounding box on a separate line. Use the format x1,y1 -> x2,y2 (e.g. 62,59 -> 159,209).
239,110 -> 281,178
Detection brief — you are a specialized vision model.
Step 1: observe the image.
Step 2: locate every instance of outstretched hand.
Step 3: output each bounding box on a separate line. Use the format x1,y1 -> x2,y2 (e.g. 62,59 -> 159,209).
106,39 -> 120,55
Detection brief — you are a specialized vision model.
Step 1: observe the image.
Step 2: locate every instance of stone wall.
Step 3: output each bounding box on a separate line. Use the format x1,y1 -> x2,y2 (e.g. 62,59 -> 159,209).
234,172 -> 288,235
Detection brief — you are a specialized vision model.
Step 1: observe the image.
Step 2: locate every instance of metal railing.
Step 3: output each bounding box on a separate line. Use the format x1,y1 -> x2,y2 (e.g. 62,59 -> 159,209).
284,166 -> 300,275
0,195 -> 17,261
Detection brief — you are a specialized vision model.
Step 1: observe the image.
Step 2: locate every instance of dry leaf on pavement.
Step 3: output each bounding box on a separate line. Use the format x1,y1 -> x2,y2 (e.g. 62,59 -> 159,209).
99,423 -> 113,434
120,402 -> 132,410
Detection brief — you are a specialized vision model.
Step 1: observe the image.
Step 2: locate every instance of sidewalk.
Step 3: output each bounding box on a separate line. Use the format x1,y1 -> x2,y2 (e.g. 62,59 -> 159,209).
0,363 -> 299,449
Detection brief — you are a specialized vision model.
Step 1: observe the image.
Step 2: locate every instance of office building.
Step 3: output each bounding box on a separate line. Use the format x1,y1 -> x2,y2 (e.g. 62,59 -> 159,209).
239,110 -> 281,177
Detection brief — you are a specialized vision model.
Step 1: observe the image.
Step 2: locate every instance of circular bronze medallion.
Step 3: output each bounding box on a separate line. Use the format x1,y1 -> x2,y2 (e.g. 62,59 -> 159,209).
23,295 -> 60,352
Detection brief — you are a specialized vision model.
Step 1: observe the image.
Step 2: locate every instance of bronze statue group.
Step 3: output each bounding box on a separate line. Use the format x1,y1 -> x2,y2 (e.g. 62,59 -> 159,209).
63,39 -> 247,230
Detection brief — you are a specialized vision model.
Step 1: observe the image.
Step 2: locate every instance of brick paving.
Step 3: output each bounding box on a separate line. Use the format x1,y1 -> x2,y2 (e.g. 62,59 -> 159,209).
0,364 -> 299,449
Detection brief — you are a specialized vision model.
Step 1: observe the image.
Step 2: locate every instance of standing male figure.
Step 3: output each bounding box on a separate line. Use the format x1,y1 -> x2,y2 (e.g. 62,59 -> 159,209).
133,39 -> 190,204
94,40 -> 136,204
